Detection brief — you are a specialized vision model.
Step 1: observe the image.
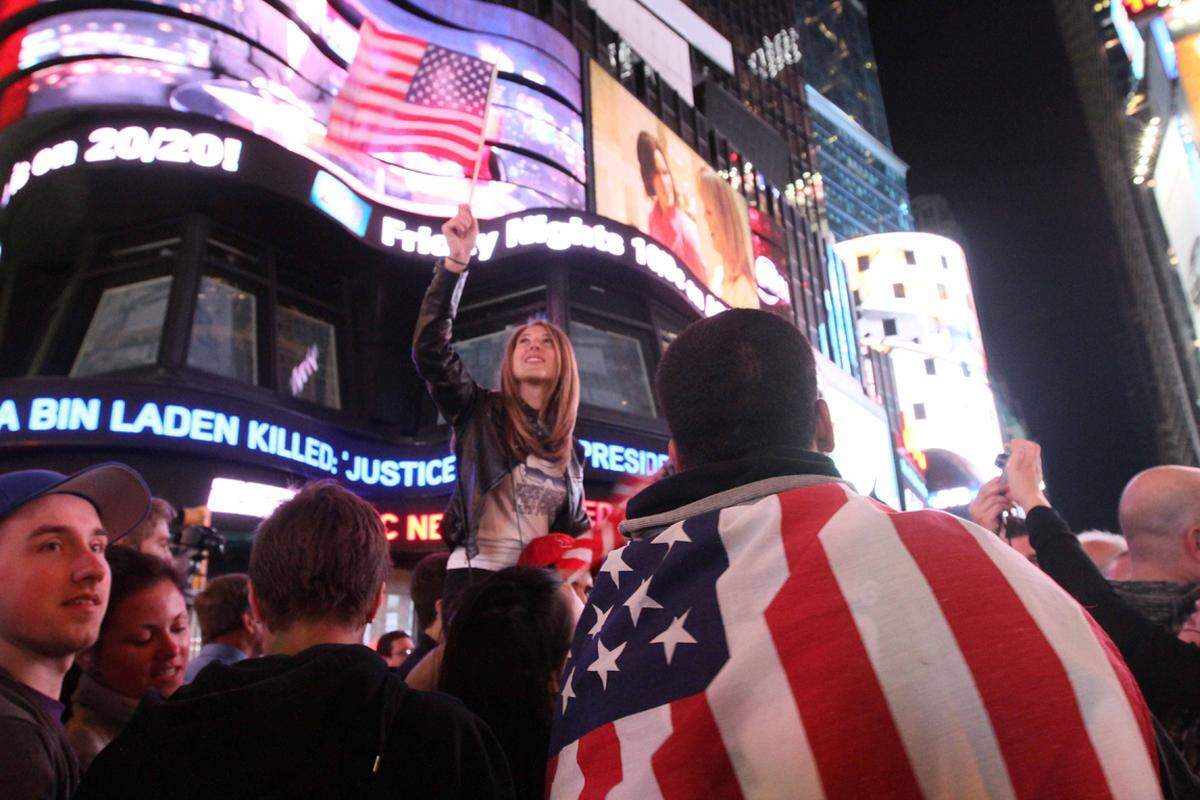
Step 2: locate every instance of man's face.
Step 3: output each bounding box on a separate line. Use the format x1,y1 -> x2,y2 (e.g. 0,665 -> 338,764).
0,494 -> 111,660
558,566 -> 593,606
385,636 -> 414,668
138,519 -> 173,563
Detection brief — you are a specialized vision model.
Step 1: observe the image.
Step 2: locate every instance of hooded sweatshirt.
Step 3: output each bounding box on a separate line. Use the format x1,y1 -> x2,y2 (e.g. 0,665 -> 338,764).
75,644 -> 515,800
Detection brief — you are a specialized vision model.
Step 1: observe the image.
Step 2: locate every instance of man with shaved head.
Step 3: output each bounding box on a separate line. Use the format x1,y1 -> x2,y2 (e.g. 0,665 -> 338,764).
1120,467 -> 1200,583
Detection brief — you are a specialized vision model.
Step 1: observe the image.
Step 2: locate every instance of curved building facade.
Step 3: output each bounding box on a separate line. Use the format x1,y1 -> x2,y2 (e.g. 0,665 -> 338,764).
835,232 -> 1003,503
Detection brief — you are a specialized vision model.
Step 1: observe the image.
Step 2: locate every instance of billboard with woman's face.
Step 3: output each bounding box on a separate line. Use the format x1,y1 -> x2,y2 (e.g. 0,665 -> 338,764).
589,61 -> 791,316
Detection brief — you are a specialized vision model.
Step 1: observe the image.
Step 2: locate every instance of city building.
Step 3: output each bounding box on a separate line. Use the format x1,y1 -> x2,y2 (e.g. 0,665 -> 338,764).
794,0 -> 892,144
836,232 -> 1004,510
1052,0 -> 1200,467
910,194 -> 967,246
0,0 -> 908,627
805,87 -> 913,242
795,0 -> 913,243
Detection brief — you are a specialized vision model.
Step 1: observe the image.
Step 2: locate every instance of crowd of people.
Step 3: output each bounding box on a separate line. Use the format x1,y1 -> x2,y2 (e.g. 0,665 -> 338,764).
2,205 -> 1199,798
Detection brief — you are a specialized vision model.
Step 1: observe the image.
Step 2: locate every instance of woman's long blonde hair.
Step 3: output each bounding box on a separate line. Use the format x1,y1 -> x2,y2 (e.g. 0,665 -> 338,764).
498,321 -> 580,465
696,168 -> 756,285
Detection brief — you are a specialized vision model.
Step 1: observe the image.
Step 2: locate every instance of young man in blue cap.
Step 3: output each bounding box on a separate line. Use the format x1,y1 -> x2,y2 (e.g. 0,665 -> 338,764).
0,463 -> 149,800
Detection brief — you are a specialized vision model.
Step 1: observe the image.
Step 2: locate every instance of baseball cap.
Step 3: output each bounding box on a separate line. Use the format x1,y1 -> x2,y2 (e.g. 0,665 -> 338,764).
0,463 -> 151,541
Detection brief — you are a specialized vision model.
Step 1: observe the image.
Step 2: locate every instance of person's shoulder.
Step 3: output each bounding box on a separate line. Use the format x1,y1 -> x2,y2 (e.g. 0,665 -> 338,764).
396,685 -> 477,727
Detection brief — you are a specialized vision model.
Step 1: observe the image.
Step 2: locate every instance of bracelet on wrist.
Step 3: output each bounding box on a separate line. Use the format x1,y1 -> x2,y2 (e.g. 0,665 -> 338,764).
445,255 -> 470,268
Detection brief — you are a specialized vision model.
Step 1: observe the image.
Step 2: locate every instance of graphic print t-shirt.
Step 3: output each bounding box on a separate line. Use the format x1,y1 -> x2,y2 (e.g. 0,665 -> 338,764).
448,453 -> 567,571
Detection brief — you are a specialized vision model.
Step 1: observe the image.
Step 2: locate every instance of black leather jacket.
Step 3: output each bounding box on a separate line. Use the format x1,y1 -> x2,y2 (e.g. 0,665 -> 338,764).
412,262 -> 590,560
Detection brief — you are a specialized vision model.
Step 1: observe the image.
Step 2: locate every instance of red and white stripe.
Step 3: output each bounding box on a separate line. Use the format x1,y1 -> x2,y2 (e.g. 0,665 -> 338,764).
550,482 -> 1163,799
325,19 -> 489,168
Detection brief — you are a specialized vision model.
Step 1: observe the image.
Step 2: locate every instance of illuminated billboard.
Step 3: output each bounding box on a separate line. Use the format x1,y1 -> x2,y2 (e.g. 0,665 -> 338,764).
589,61 -> 792,316
0,0 -> 585,217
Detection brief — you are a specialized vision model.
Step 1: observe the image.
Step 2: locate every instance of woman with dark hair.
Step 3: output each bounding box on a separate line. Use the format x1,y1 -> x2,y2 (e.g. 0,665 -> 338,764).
413,205 -> 591,612
439,566 -> 578,800
635,131 -> 706,280
65,547 -> 188,770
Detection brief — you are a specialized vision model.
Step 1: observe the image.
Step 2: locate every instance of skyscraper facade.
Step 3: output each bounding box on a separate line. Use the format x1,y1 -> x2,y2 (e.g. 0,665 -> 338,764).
1053,0 -> 1200,466
796,0 -> 913,242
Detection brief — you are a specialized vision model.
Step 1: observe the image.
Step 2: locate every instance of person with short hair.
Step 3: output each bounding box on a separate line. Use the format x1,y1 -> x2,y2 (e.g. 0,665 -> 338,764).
66,547 -> 189,770
396,551 -> 448,681
183,573 -> 262,683
375,630 -> 414,670
110,497 -> 175,563
0,463 -> 149,800
76,480 -> 514,800
549,310 -> 1169,799
441,567 -> 579,800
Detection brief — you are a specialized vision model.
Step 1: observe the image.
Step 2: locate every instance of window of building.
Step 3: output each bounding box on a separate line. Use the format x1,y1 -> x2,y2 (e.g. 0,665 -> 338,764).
904,249 -> 916,265
856,254 -> 870,272
187,276 -> 258,384
961,362 -> 972,378
937,283 -> 949,300
892,283 -> 906,299
455,325 -> 522,390
882,318 -> 898,336
71,276 -> 173,377
940,255 -> 950,270
276,306 -> 341,409
924,358 -> 936,375
913,402 -> 927,420
570,320 -> 657,417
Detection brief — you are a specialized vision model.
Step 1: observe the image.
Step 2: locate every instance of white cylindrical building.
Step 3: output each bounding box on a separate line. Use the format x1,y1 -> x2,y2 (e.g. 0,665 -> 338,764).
835,232 -> 1003,498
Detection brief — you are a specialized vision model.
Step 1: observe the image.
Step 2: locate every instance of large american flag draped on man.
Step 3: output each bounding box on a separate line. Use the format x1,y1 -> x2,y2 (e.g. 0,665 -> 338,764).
548,480 -> 1163,799
325,19 -> 496,171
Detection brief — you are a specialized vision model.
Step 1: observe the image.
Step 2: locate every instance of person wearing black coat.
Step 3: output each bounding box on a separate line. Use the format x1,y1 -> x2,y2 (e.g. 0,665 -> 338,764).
413,205 -> 590,611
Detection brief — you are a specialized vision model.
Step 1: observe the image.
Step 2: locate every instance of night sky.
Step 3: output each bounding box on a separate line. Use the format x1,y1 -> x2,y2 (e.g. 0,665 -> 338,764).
866,1 -> 1147,531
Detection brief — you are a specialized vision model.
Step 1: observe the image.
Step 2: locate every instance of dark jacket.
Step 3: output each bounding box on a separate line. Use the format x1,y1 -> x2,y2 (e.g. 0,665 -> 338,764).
0,668 -> 79,800
1026,506 -> 1200,795
75,644 -> 515,800
412,262 -> 589,560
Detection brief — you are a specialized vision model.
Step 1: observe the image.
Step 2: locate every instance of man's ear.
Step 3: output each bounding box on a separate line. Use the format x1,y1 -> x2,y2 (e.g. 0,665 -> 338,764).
433,597 -> 443,622
368,581 -> 386,624
248,585 -> 270,633
814,398 -> 835,454
668,439 -> 683,472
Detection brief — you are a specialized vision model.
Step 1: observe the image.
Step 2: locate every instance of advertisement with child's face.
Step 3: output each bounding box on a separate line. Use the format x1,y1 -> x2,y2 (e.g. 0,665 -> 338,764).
589,61 -> 791,315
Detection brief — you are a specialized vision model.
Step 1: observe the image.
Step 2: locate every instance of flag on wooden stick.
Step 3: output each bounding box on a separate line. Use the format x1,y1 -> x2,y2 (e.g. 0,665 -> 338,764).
327,19 -> 497,173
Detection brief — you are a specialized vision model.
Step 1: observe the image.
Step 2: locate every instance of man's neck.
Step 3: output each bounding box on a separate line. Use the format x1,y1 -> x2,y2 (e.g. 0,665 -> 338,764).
1127,559 -> 1196,584
0,640 -> 71,699
264,620 -> 366,657
423,620 -> 442,645
208,631 -> 251,657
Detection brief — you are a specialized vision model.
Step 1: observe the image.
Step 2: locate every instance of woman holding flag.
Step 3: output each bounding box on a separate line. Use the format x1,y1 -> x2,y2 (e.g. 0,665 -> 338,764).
412,205 -> 591,613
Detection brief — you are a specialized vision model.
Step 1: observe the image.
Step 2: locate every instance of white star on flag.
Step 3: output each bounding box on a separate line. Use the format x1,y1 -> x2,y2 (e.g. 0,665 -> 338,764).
560,667 -> 576,713
651,526 -> 691,554
624,577 -> 663,626
599,548 -> 633,588
587,640 -> 626,690
588,605 -> 610,638
650,609 -> 698,665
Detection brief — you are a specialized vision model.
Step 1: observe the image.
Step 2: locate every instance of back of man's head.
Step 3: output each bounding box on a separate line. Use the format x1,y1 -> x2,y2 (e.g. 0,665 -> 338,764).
411,551 -> 449,639
1117,465 -> 1200,581
657,309 -> 819,468
250,481 -> 389,632
194,573 -> 251,644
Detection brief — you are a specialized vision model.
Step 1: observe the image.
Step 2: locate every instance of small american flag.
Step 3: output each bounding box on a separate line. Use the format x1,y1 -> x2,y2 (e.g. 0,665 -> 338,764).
326,19 -> 496,170
548,481 -> 1162,799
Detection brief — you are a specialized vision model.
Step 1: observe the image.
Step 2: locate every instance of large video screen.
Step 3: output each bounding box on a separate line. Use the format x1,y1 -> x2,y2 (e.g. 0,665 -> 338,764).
589,61 -> 791,314
0,0 -> 585,217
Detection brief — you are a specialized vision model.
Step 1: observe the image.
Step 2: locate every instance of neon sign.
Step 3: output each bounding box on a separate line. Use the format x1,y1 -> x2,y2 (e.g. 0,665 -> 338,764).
0,384 -> 667,492
1123,0 -> 1170,16
3,124 -> 243,205
380,212 -> 728,318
